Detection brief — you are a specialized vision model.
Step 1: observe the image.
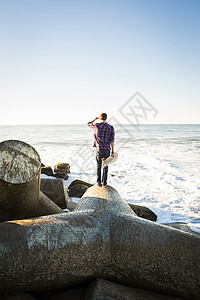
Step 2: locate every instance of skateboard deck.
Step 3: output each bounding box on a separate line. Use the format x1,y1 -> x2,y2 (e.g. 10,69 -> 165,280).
102,152 -> 118,167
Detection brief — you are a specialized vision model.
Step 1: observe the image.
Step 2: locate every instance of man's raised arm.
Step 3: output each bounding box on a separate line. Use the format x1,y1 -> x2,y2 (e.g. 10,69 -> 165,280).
87,117 -> 99,129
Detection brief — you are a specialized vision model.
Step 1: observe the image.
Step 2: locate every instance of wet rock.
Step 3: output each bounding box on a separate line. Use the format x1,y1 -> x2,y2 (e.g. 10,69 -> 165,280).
54,163 -> 70,179
68,179 -> 93,197
40,178 -> 68,209
128,204 -> 157,221
41,166 -> 54,177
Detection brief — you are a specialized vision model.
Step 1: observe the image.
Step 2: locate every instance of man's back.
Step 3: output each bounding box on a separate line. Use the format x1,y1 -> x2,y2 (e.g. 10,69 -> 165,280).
88,121 -> 114,150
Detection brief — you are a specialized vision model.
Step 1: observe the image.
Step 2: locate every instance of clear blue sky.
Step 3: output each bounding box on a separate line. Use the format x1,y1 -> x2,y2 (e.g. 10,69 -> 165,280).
0,0 -> 199,124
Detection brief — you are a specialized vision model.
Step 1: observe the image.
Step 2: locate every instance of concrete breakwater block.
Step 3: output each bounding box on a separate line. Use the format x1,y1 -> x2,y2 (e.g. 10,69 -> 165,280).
0,185 -> 199,298
40,178 -> 68,209
0,140 -> 63,221
82,278 -> 183,300
164,222 -> 200,237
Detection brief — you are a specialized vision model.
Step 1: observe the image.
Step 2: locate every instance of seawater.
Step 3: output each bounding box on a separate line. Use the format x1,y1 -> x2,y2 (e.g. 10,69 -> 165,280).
0,124 -> 200,231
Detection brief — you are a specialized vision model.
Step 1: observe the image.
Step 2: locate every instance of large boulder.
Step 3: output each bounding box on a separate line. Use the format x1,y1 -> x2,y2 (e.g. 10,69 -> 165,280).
40,178 -> 68,209
41,166 -> 54,177
68,179 -> 93,197
54,163 -> 70,179
128,204 -> 157,221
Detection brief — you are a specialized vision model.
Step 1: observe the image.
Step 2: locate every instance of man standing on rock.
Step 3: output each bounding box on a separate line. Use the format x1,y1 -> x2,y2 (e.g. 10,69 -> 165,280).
88,113 -> 115,187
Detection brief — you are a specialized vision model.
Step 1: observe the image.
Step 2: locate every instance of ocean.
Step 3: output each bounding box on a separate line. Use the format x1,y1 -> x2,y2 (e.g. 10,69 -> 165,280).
1,124 -> 200,233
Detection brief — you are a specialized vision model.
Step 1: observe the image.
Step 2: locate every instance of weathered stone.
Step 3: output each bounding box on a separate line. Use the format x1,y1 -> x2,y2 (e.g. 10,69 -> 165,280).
55,173 -> 69,180
40,178 -> 68,209
54,163 -> 70,179
68,184 -> 89,198
68,179 -> 93,197
0,185 -> 199,299
54,163 -> 70,173
82,278 -> 183,300
41,166 -> 54,177
0,140 -> 64,221
128,203 -> 157,221
68,179 -> 93,188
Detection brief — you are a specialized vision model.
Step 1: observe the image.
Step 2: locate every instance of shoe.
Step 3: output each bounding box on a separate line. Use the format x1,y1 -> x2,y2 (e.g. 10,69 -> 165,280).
102,184 -> 107,187
96,183 -> 102,187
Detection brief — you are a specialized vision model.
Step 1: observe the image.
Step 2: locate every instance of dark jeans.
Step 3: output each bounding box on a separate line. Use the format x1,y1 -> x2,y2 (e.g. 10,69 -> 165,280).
96,149 -> 110,185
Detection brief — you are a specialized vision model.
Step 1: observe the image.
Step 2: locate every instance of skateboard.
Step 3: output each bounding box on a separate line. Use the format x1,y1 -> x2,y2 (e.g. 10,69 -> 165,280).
102,152 -> 118,168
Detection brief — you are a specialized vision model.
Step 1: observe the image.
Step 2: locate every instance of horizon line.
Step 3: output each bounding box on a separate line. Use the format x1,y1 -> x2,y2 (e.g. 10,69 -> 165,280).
0,123 -> 200,126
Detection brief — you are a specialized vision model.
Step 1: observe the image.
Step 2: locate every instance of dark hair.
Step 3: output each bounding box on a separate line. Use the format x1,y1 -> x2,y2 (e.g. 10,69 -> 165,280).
100,113 -> 107,121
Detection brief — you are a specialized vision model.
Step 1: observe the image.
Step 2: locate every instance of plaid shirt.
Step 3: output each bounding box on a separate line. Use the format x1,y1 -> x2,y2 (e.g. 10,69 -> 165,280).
88,122 -> 115,150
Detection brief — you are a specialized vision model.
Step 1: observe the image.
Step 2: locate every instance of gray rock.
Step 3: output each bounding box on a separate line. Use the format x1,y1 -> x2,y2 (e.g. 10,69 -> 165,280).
41,166 -> 54,177
54,163 -> 70,179
69,179 -> 93,188
128,204 -> 157,221
68,179 -> 93,197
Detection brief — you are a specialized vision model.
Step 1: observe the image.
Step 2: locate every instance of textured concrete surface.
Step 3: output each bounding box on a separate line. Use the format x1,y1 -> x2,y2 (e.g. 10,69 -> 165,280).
82,278 -> 183,300
0,185 -> 199,299
0,140 -> 41,185
40,178 -> 68,209
0,140 -> 63,221
164,222 -> 200,237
